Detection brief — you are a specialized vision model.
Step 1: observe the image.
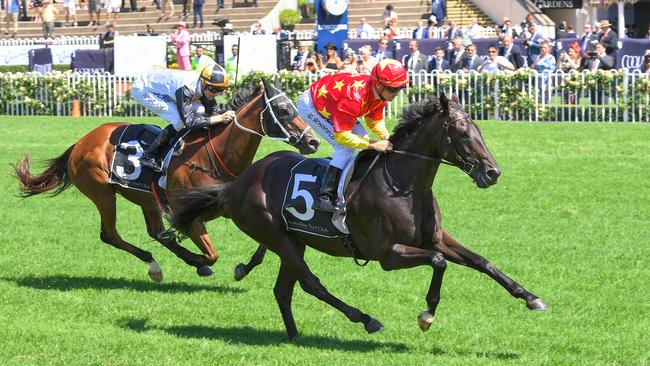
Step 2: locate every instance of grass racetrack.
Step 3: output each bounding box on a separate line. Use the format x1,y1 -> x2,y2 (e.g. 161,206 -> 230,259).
1,116 -> 649,365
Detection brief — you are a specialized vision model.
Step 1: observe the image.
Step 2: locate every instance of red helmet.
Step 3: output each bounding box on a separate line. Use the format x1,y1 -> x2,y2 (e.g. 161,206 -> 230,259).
371,59 -> 408,88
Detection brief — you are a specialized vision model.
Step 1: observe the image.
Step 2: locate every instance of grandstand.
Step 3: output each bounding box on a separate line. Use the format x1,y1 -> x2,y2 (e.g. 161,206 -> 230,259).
8,0 -> 495,39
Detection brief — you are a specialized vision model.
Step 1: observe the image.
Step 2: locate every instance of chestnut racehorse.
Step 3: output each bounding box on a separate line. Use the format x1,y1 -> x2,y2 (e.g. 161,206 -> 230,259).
169,94 -> 547,339
14,77 -> 320,282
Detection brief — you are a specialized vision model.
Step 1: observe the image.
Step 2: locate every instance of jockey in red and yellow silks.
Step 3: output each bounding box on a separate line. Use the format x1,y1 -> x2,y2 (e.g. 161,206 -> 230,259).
297,58 -> 409,212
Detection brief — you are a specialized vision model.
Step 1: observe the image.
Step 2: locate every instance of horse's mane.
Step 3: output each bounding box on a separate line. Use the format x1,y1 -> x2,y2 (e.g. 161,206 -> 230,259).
390,96 -> 442,142
229,81 -> 264,111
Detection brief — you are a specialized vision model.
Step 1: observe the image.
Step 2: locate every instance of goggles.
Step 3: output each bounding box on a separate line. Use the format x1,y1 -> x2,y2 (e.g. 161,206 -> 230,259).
384,85 -> 405,94
204,84 -> 225,93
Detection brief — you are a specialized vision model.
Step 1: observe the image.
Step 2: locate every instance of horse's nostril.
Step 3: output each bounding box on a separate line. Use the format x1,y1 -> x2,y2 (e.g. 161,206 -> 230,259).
486,168 -> 500,180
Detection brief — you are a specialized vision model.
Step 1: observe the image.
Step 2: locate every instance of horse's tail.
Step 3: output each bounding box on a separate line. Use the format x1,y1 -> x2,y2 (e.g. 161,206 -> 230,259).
170,182 -> 233,236
13,145 -> 75,197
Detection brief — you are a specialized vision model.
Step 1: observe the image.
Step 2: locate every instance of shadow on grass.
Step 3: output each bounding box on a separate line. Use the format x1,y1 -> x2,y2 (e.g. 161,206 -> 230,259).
430,346 -> 520,360
3,274 -> 245,294
120,317 -> 409,352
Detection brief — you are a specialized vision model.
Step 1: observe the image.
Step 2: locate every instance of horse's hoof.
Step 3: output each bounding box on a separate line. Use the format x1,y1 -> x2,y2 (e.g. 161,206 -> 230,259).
148,261 -> 163,283
233,264 -> 247,281
364,317 -> 384,334
527,297 -> 548,311
197,265 -> 214,277
417,310 -> 434,332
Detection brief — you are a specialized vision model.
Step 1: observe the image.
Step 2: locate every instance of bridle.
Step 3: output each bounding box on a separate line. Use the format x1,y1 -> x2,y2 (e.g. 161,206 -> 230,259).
232,88 -> 311,146
390,109 -> 479,176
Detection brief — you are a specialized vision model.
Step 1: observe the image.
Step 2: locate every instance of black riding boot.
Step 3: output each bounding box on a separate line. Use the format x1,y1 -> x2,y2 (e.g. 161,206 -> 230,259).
140,125 -> 176,172
312,165 -> 342,213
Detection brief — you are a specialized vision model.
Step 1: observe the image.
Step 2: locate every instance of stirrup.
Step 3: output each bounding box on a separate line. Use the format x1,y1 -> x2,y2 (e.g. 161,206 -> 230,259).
312,196 -> 338,213
140,156 -> 163,172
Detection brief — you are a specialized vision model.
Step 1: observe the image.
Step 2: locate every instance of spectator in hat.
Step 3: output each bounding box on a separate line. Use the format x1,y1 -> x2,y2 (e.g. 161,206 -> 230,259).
598,20 -> 618,58
323,42 -> 343,72
172,21 -> 191,70
221,22 -> 234,35
40,0 -> 59,39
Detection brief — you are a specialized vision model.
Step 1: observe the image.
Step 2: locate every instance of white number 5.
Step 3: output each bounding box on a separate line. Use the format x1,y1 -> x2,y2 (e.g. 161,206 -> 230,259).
286,173 -> 317,221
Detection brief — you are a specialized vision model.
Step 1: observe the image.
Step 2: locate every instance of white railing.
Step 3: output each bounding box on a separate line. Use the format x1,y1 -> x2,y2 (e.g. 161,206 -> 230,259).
0,26 -> 500,47
1,69 -> 648,122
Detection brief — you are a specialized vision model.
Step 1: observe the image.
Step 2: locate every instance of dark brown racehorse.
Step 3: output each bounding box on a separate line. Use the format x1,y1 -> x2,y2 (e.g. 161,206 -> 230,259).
13,76 -> 320,282
169,94 -> 547,339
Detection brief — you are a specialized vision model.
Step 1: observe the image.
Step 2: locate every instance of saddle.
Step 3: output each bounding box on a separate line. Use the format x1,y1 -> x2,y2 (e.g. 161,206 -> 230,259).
280,157 -> 367,264
108,124 -> 187,210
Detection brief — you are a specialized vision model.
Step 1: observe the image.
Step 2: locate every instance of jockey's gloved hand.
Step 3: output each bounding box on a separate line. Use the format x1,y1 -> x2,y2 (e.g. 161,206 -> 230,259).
369,140 -> 392,153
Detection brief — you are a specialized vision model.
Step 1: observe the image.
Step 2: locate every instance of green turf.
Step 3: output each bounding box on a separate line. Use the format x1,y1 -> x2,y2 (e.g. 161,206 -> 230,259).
1,116 -> 649,365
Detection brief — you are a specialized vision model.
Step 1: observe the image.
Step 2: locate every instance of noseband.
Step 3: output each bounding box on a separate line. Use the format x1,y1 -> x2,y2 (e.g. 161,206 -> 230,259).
232,90 -> 311,145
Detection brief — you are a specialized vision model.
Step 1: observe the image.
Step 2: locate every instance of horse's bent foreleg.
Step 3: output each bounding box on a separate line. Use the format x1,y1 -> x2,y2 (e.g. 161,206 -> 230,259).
141,208 -> 209,272
436,230 -> 547,311
187,220 -> 218,277
274,260 -> 300,340
379,244 -> 447,331
234,246 -> 267,281
272,239 -> 383,335
88,189 -> 159,281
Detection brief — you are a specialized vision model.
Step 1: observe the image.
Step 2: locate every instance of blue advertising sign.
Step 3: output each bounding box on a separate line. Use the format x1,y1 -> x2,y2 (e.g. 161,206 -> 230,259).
316,0 -> 349,58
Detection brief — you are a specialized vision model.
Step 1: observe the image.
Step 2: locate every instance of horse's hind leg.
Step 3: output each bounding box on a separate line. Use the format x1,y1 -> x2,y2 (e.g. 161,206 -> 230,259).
185,220 -> 218,277
234,246 -> 267,281
141,208 -> 214,276
435,230 -> 547,311
84,188 -> 160,282
270,238 -> 383,337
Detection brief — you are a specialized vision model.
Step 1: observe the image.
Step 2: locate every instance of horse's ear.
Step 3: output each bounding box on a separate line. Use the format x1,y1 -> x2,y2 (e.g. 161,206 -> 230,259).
274,74 -> 281,89
451,94 -> 460,105
261,77 -> 272,95
439,92 -> 449,112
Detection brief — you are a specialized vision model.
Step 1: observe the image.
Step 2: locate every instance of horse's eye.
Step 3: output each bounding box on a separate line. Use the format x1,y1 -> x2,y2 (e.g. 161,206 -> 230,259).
277,105 -> 291,117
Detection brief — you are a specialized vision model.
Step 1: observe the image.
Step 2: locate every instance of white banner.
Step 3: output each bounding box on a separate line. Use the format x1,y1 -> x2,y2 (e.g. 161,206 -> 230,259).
223,34 -> 277,75
0,44 -> 99,66
114,35 -> 167,76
